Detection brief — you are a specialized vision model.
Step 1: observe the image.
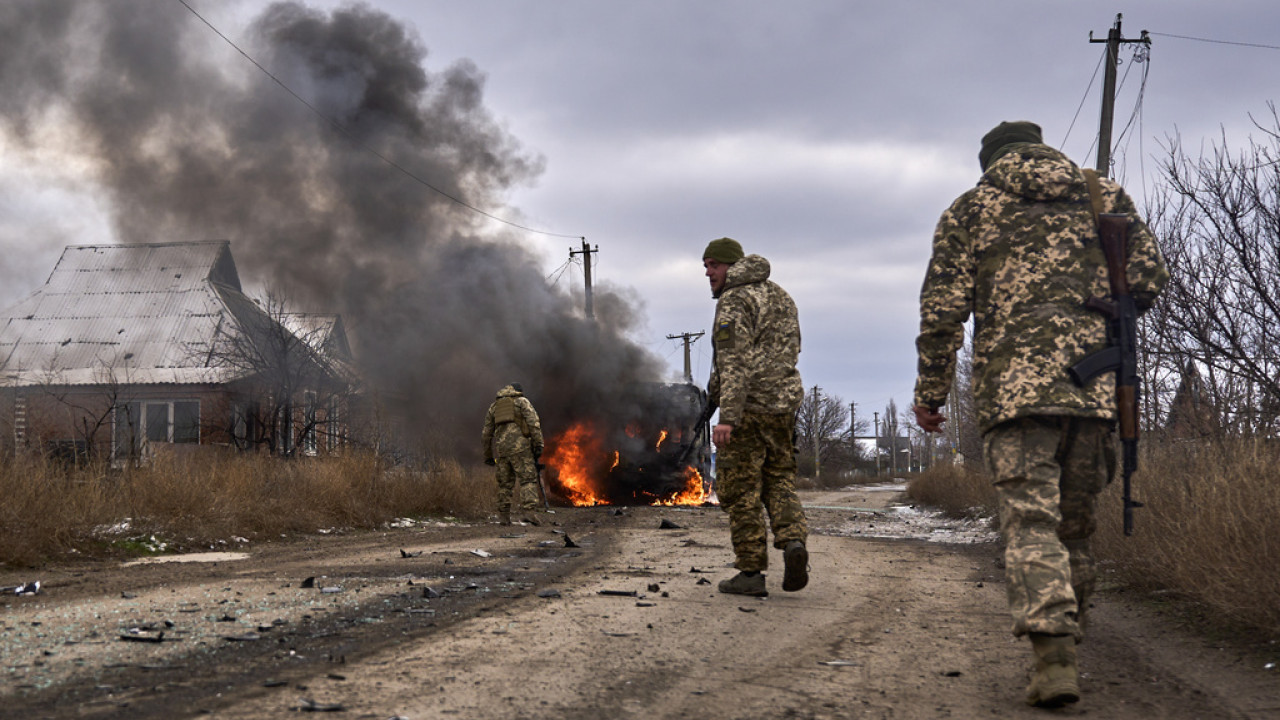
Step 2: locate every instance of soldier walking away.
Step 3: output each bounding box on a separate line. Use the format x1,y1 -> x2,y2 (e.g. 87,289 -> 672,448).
702,237 -> 809,597
481,383 -> 545,525
913,121 -> 1167,708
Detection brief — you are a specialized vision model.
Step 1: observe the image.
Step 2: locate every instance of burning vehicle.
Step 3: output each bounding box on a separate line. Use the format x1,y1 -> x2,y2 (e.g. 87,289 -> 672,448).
542,382 -> 714,506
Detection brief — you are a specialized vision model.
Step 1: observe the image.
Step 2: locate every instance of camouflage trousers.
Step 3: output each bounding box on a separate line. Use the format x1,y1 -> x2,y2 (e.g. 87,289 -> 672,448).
495,452 -> 542,513
716,410 -> 808,573
984,416 -> 1116,641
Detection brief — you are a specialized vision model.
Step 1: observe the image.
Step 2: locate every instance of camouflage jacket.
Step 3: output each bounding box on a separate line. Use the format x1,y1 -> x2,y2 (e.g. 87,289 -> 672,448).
481,385 -> 544,460
914,143 -> 1168,433
708,254 -> 804,425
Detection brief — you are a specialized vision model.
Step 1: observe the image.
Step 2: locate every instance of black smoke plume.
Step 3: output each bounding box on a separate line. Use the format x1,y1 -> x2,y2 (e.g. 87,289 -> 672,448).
0,1 -> 666,458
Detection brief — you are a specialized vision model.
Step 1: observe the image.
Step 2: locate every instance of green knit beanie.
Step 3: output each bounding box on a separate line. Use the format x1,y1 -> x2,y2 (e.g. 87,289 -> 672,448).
703,237 -> 744,264
979,120 -> 1043,170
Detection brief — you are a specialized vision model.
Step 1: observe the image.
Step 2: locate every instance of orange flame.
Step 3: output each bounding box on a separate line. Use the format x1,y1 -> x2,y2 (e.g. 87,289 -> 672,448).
655,429 -> 669,450
657,467 -> 708,506
544,420 -> 713,507
542,421 -> 611,506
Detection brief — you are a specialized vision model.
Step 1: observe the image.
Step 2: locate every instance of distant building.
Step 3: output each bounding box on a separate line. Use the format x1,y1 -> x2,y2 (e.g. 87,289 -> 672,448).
0,241 -> 357,462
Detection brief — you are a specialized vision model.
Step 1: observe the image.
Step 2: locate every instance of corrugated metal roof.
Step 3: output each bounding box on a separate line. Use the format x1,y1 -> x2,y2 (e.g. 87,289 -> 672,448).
0,242 -> 262,387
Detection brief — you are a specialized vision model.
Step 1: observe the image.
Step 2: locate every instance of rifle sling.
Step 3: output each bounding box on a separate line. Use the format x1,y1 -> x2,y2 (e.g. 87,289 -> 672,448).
1083,168 -> 1104,232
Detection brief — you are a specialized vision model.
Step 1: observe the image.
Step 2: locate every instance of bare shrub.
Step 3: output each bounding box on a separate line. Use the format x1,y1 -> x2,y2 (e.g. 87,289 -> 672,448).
0,454 -> 118,565
0,448 -> 497,566
1095,439 -> 1280,637
906,463 -> 996,519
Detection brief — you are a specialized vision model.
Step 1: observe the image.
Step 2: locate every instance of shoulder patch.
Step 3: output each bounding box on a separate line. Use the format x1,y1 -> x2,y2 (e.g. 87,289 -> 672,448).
713,320 -> 735,349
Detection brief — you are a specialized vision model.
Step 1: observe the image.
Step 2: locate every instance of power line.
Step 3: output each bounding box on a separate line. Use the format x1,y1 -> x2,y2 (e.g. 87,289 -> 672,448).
1148,31 -> 1280,52
545,258 -> 574,285
1061,46 -> 1106,149
176,0 -> 581,239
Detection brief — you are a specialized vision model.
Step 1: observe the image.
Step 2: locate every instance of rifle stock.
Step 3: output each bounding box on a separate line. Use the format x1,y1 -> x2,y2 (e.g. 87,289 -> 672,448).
677,400 -> 717,466
1068,213 -> 1144,536
535,462 -> 550,510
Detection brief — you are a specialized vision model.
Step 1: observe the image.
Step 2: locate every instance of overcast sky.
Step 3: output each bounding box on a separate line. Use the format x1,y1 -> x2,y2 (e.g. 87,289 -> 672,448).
1,1 -> 1276,428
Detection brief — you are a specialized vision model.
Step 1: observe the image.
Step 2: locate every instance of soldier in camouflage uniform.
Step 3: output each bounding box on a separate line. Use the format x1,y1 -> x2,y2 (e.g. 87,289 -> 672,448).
703,237 -> 810,597
913,121 -> 1167,707
481,383 -> 545,525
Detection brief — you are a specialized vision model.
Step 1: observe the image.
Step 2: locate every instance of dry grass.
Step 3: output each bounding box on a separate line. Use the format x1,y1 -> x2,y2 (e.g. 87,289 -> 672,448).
0,447 -> 496,567
1095,439 -> 1280,638
908,441 -> 1280,640
905,462 -> 997,519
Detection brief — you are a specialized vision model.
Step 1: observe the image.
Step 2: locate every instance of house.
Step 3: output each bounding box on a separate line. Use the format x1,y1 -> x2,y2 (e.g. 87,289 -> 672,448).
0,241 -> 356,461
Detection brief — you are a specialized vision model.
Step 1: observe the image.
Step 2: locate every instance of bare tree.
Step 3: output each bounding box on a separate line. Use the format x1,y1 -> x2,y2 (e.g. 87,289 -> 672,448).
25,353 -> 132,465
795,386 -> 858,481
1146,107 -> 1280,436
879,398 -> 906,475
196,291 -> 357,455
944,325 -> 983,467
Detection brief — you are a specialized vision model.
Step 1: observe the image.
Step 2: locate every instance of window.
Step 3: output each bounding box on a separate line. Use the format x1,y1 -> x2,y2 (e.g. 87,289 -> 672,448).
302,392 -> 318,456
114,400 -> 201,458
278,402 -> 294,455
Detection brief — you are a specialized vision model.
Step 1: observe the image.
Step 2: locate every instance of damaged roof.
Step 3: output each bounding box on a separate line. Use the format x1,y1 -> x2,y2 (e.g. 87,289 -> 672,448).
0,241 -> 339,388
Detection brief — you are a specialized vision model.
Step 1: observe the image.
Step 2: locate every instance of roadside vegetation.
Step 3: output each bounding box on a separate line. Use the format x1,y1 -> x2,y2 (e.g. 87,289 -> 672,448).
907,440 -> 1280,642
0,449 -> 495,567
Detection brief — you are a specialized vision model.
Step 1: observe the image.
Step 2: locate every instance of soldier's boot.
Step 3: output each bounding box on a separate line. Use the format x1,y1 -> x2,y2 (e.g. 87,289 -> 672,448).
1025,633 -> 1080,708
782,540 -> 809,592
498,511 -> 511,526
717,571 -> 767,597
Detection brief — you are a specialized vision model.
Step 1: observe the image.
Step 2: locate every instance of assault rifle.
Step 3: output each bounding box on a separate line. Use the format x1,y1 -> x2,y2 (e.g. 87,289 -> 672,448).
1067,213 -> 1143,536
534,451 -> 551,510
676,399 -> 718,467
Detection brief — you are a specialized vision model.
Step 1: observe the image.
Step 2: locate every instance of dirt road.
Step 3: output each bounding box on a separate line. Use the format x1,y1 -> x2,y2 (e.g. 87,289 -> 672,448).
3,485 -> 1277,719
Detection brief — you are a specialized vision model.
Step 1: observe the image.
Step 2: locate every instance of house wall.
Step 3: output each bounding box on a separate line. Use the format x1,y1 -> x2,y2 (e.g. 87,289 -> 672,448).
2,383 -> 354,462
3,385 -> 239,461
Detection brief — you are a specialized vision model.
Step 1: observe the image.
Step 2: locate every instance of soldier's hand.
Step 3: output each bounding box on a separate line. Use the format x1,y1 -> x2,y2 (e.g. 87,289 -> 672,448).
913,405 -> 947,434
712,422 -> 733,448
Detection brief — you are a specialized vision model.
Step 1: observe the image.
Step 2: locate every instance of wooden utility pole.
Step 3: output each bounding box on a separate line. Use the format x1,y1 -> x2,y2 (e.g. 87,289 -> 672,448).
873,411 -> 881,476
666,331 -> 704,383
1090,14 -> 1151,178
569,239 -> 599,319
849,401 -> 856,443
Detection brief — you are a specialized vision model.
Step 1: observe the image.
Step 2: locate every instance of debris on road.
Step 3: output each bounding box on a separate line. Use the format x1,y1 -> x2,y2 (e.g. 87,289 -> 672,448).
120,629 -> 169,643
5,581 -> 42,596
295,698 -> 345,712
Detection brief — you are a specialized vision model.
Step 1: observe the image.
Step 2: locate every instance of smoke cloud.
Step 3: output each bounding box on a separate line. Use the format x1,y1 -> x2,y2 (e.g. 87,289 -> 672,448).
0,1 -> 667,458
